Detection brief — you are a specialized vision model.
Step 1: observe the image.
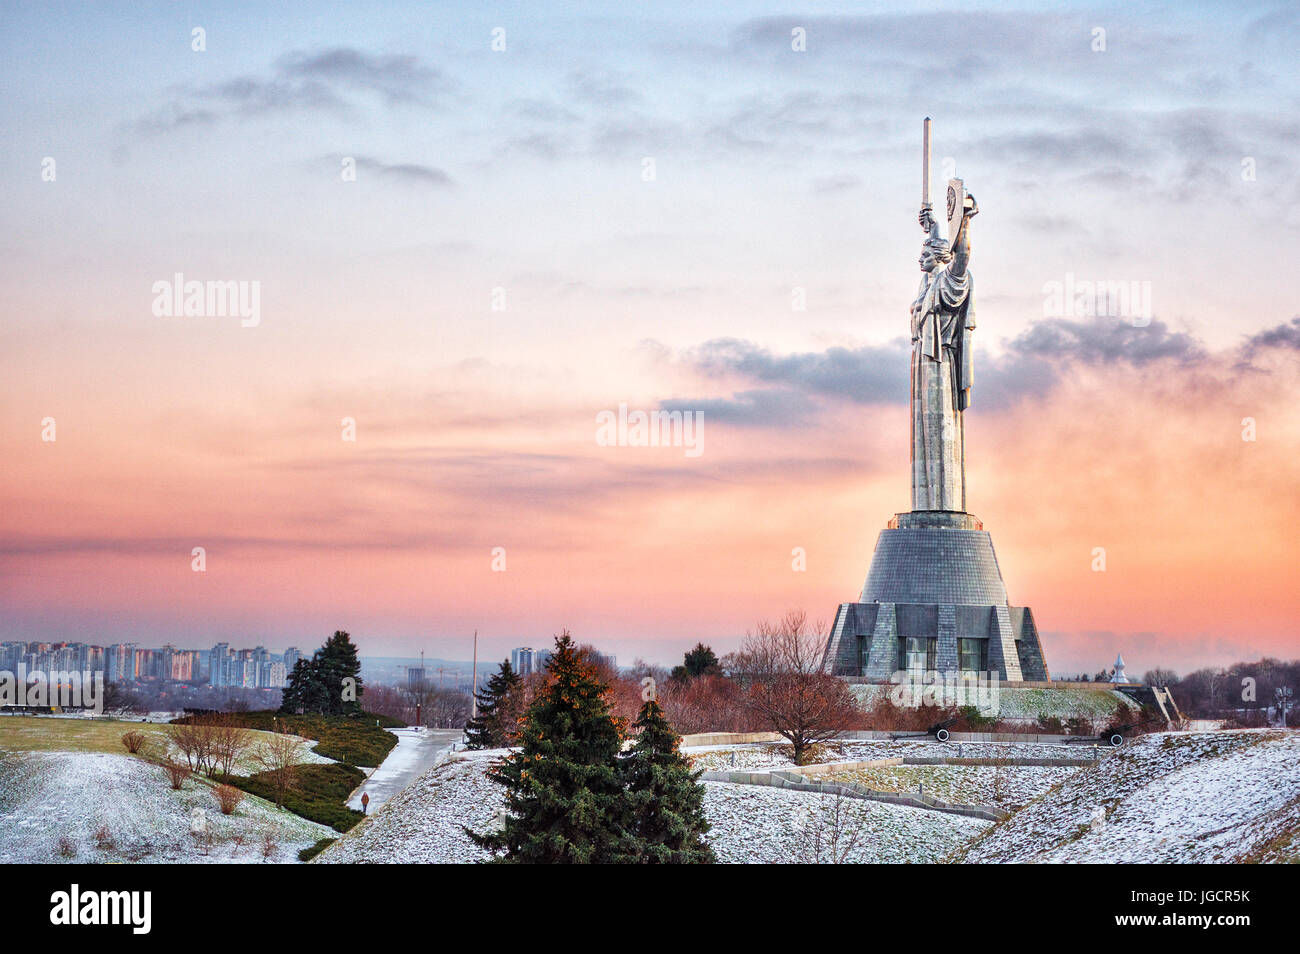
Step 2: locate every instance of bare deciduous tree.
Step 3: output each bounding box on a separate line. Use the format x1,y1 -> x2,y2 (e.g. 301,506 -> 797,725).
208,715 -> 254,777
254,731 -> 304,808
792,793 -> 872,864
730,610 -> 862,765
166,720 -> 216,774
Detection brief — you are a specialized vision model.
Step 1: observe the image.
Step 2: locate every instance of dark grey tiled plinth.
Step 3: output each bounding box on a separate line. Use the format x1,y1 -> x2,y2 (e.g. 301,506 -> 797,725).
860,527 -> 1007,605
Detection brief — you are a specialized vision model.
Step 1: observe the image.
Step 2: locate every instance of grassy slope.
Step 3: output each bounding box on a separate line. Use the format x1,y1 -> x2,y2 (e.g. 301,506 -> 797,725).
225,763 -> 366,833
172,711 -> 401,767
0,715 -> 287,758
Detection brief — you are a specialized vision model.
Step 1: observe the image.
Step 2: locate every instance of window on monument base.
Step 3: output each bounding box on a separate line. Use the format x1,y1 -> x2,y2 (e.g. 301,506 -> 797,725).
856,635 -> 867,675
959,638 -> 987,673
900,637 -> 936,674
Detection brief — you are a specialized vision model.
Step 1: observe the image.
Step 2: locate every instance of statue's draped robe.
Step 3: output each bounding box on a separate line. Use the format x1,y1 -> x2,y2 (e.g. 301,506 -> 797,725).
910,265 -> 974,511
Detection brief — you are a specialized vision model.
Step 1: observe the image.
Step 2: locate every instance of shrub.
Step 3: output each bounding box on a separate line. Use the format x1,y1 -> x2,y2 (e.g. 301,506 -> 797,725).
1037,715 -> 1065,734
958,705 -> 999,730
56,836 -> 76,859
93,825 -> 115,851
120,730 -> 147,754
1065,716 -> 1094,736
159,757 -> 192,790
298,837 -> 336,862
215,784 -> 244,815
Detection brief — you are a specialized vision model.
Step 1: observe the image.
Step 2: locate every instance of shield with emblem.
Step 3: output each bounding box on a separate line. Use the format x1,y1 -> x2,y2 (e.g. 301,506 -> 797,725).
946,178 -> 964,245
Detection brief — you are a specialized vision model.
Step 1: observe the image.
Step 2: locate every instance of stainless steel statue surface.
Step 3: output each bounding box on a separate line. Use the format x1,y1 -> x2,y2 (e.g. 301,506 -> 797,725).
911,117 -> 978,512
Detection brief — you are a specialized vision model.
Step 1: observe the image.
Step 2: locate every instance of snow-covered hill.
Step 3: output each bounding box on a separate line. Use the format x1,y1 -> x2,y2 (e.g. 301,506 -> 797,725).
317,749 -> 990,864
0,750 -> 335,864
958,730 -> 1300,863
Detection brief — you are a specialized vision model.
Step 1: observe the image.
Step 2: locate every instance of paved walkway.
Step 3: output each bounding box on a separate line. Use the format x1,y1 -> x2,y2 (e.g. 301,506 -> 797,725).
347,728 -> 461,813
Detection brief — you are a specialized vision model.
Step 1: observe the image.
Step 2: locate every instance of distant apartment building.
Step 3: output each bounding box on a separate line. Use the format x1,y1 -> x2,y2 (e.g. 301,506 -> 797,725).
265,661 -> 286,688
511,647 -> 536,676
105,643 -> 137,682
511,647 -> 554,677
209,643 -> 232,687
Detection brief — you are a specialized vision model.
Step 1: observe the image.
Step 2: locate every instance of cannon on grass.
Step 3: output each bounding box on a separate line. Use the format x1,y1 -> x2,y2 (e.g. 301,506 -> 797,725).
929,717 -> 961,743
889,716 -> 961,743
1063,722 -> 1138,747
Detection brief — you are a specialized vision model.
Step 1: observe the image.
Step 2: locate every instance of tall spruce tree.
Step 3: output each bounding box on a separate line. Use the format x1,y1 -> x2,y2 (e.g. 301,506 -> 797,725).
617,699 -> 715,863
279,657 -> 316,714
279,631 -> 363,715
464,660 -> 522,749
316,630 -> 364,715
470,632 -> 631,863
671,642 -> 721,682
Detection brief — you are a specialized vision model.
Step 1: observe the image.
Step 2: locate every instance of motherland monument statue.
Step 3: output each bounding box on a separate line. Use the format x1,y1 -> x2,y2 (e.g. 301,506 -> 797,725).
821,119 -> 1050,684
911,116 -> 979,512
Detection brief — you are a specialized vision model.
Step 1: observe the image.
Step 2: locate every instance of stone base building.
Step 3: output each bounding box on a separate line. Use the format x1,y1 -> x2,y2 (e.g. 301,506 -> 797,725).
821,510 -> 1050,682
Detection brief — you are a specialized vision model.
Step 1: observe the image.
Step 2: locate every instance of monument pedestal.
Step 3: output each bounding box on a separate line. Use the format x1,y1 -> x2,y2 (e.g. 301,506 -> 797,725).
822,511 -> 1050,683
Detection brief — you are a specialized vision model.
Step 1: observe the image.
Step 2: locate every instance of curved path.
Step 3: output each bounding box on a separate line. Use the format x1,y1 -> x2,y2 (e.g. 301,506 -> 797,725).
347,728 -> 461,813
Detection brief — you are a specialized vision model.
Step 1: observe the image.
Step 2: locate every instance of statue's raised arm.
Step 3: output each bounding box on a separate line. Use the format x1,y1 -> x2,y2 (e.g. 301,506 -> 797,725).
948,193 -> 977,279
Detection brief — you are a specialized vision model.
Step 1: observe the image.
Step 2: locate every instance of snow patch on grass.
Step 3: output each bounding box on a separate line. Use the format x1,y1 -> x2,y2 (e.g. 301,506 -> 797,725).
961,730 -> 1300,863
0,750 -> 335,864
828,763 -> 1075,809
703,782 -> 988,863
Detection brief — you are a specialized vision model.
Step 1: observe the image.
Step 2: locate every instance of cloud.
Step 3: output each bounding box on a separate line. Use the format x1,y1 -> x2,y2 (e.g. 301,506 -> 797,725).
660,388 -> 817,426
565,69 -> 643,109
663,317 -> 1213,425
278,48 -> 444,105
347,155 -> 453,187
1242,316 -> 1300,353
1009,317 -> 1204,366
133,46 -> 451,135
687,337 -> 908,404
811,173 -> 862,193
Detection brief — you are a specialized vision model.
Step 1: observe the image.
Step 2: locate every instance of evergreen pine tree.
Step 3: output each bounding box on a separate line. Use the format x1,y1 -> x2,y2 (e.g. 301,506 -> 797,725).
279,631 -> 363,715
469,632 -> 630,863
316,630 -> 364,715
617,699 -> 715,863
279,657 -> 318,714
464,660 -> 522,749
671,642 -> 720,682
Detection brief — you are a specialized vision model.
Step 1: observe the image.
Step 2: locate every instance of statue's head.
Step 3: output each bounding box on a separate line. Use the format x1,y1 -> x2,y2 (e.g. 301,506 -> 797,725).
919,236 -> 952,272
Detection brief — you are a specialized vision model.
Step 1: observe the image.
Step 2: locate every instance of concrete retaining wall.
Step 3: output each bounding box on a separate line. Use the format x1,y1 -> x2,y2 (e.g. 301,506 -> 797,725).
679,731 -> 783,747
838,678 -> 1134,689
699,766 -> 1006,822
838,729 -> 1082,744
901,756 -> 1098,767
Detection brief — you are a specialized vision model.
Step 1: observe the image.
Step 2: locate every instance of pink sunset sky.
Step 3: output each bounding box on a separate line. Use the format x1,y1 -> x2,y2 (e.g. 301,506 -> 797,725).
2,2 -> 1298,675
